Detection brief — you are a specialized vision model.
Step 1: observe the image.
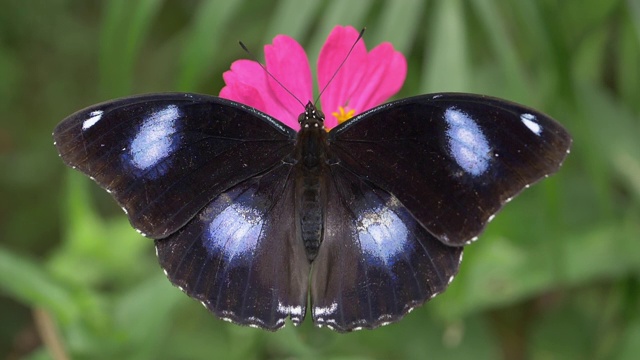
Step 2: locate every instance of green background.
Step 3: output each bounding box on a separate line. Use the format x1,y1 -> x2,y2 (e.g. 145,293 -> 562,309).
1,0 -> 639,359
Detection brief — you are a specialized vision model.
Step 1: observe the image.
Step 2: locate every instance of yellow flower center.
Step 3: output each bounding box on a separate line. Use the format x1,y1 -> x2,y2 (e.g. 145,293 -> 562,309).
332,106 -> 356,124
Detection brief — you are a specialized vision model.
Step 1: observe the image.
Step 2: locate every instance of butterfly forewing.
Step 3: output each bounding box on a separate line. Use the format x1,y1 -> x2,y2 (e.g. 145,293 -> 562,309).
53,93 -> 296,238
328,93 -> 572,246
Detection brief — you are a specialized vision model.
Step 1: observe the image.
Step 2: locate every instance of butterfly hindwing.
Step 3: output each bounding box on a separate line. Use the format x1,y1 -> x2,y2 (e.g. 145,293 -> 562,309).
53,93 -> 296,238
155,162 -> 310,330
310,164 -> 463,332
329,93 -> 572,246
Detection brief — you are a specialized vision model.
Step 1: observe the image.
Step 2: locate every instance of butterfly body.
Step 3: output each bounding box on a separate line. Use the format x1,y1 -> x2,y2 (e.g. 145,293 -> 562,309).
53,93 -> 571,332
294,102 -> 329,261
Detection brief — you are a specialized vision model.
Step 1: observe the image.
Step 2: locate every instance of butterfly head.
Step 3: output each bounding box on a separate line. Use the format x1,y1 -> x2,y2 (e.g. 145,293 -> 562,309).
298,102 -> 325,130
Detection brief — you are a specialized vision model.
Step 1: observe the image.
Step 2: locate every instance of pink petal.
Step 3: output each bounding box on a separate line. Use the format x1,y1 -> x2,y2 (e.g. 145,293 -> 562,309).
219,59 -> 294,126
317,25 -> 367,128
220,26 -> 406,131
264,35 -> 313,128
219,82 -> 267,115
350,43 -> 407,113
220,38 -> 313,131
220,60 -> 267,109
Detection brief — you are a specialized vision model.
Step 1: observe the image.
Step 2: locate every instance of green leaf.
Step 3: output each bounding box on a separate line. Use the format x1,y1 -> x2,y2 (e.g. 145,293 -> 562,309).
99,0 -> 164,96
369,0 -> 425,55
420,0 -> 470,92
0,246 -> 77,323
619,316 -> 640,360
111,275 -> 185,358
262,0 -> 323,46
467,0 -> 528,97
176,0 -> 245,91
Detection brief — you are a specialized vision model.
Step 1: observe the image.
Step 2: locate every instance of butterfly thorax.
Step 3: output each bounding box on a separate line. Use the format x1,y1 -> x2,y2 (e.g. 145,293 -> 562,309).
295,102 -> 329,262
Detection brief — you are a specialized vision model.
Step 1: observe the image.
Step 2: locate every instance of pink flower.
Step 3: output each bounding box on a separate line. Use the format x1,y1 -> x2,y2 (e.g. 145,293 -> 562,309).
219,26 -> 407,131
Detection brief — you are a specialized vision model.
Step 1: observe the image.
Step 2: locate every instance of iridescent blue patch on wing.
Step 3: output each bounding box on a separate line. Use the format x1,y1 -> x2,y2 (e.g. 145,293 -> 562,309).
123,105 -> 181,178
444,107 -> 491,176
202,200 -> 262,264
357,198 -> 412,267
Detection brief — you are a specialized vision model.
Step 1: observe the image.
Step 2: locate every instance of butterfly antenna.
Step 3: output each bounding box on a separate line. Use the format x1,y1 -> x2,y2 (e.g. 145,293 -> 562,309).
239,41 -> 306,109
314,27 -> 366,106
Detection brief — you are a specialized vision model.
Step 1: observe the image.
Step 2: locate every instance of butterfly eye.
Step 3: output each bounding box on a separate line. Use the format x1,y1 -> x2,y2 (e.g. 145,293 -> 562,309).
297,112 -> 306,124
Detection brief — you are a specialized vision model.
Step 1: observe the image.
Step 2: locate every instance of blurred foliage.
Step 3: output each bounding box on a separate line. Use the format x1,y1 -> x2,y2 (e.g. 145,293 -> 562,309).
0,0 -> 639,359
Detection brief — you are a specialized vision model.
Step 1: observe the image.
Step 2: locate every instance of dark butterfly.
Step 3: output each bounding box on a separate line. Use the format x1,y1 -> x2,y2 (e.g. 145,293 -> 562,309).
53,92 -> 571,332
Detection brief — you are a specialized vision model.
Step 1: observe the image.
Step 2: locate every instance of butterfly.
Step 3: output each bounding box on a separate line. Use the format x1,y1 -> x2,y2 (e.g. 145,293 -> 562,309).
53,92 -> 571,332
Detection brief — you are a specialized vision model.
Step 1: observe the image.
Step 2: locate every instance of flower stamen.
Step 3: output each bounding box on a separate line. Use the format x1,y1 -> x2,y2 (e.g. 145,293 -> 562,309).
332,106 -> 356,124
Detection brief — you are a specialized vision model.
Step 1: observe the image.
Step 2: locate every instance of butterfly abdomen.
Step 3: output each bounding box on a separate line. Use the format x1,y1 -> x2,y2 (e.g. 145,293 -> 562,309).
298,170 -> 325,261
295,138 -> 328,261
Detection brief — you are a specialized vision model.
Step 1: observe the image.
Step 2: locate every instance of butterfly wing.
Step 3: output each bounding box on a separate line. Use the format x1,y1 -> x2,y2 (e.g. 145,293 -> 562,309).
310,165 -> 462,332
328,93 -> 572,246
53,93 -> 296,238
54,93 -> 307,329
155,163 -> 310,330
